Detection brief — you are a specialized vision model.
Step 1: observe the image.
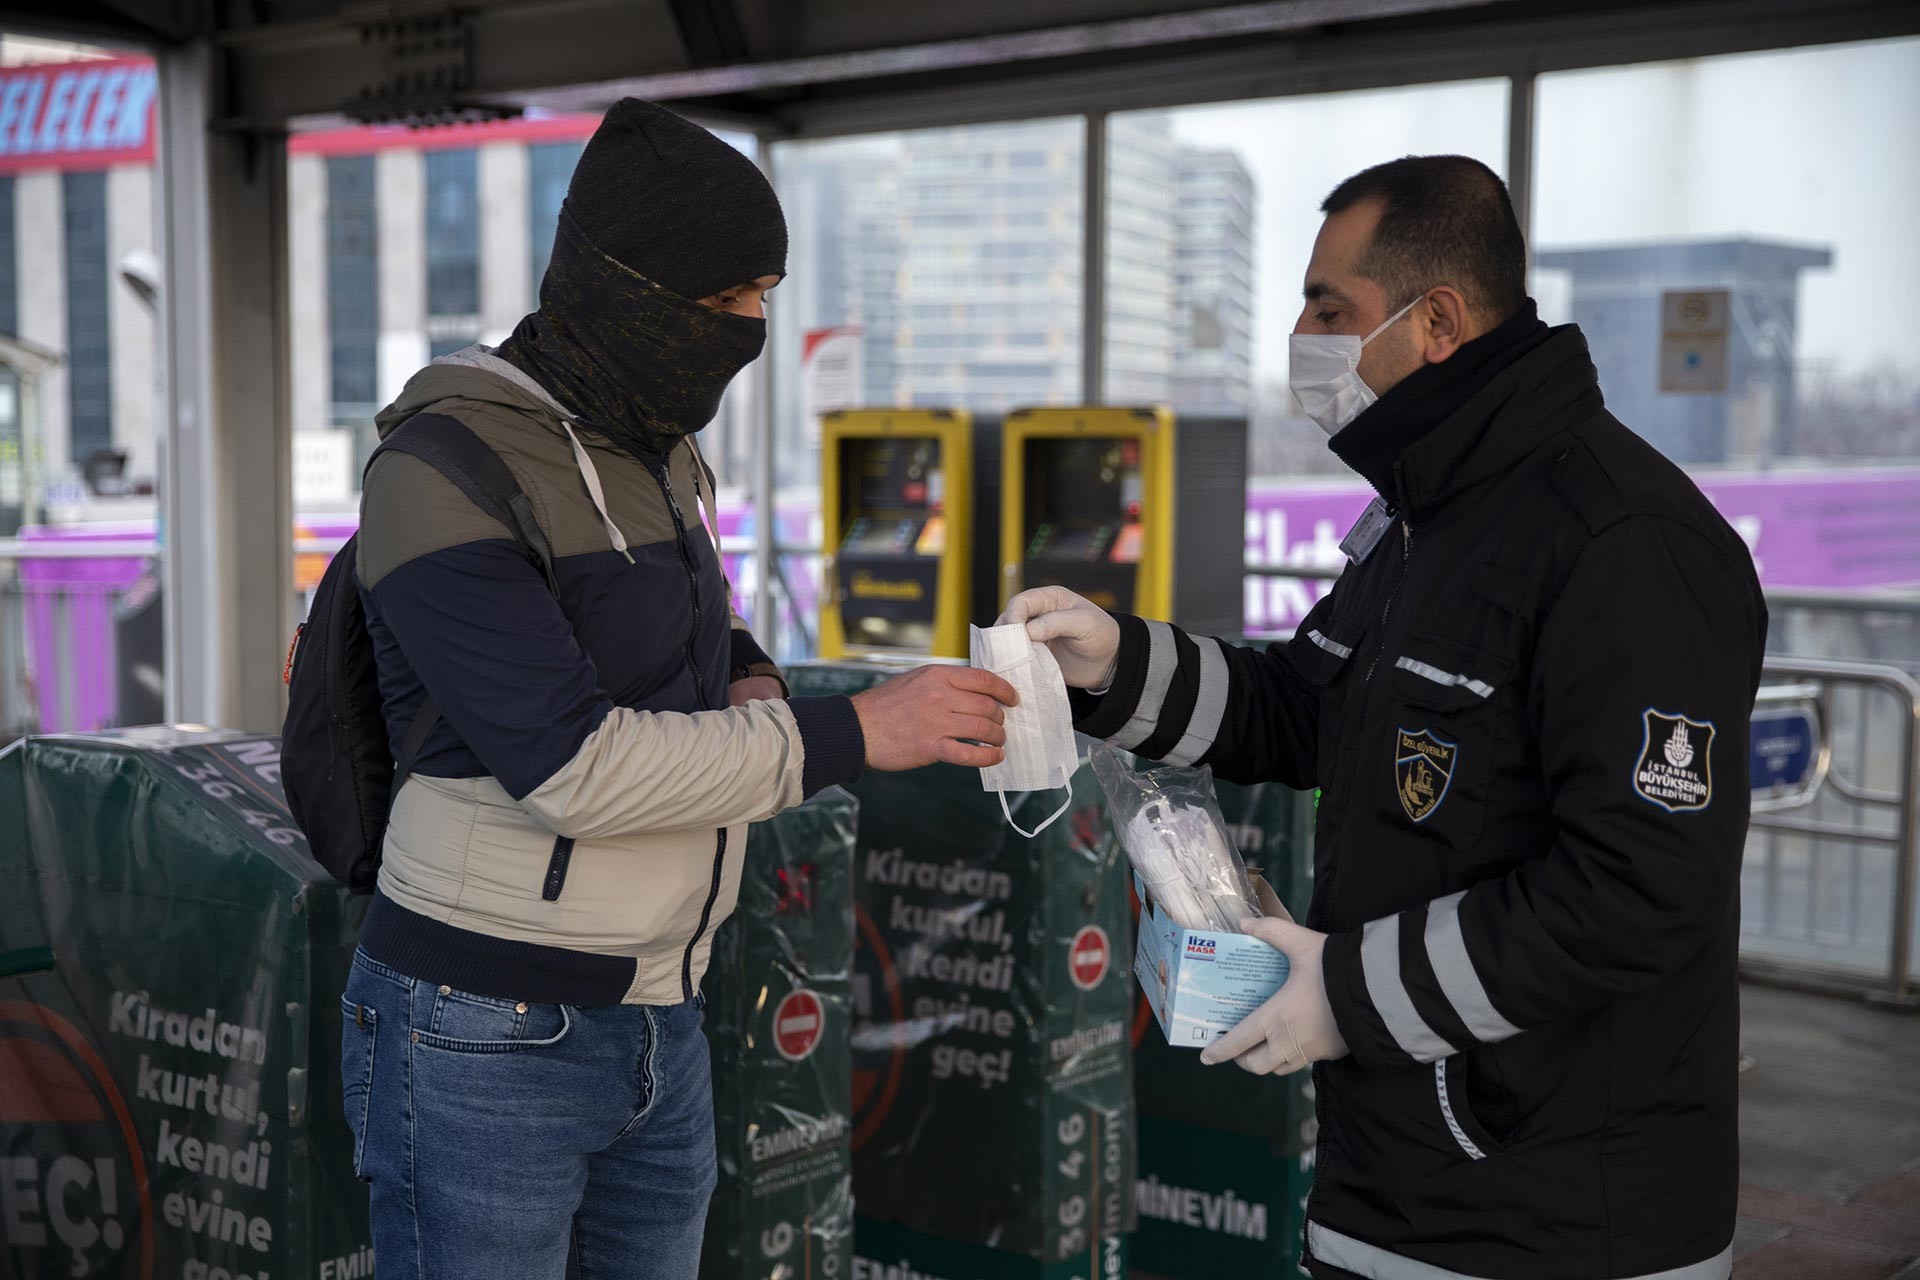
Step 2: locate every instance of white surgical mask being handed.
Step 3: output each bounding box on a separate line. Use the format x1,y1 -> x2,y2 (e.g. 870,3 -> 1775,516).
970,623 -> 1083,838
1287,294 -> 1424,437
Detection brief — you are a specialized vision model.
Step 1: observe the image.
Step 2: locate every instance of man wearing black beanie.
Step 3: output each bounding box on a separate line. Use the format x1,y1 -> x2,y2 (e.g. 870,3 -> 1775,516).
498,98 -> 792,444
342,99 -> 1017,1279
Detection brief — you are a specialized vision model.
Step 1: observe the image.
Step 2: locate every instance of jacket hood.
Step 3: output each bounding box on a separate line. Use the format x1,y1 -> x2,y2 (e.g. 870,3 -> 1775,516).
373,345 -> 573,441
371,344 -> 680,564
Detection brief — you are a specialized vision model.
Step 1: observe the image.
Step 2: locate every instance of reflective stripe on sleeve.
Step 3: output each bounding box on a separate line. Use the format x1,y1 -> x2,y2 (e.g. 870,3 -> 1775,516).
1165,637 -> 1230,767
1113,620 -> 1179,750
1425,891 -> 1523,1044
1360,915 -> 1453,1064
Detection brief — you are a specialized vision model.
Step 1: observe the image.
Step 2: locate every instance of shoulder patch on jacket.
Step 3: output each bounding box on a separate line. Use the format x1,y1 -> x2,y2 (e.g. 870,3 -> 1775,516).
1544,439 -> 1629,537
1632,709 -> 1715,813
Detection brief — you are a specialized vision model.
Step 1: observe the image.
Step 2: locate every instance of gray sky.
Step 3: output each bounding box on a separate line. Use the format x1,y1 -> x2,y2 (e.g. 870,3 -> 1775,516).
1165,37 -> 1920,387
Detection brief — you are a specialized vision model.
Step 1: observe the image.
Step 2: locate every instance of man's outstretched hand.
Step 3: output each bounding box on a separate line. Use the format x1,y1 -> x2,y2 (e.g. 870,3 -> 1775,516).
852,666 -> 1020,772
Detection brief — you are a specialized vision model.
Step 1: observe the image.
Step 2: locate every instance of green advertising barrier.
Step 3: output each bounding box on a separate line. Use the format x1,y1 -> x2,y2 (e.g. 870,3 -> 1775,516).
1131,1121 -> 1313,1280
786,663 -> 1136,1268
0,729 -> 370,1280
703,789 -> 860,1280
1128,768 -> 1319,1279
852,1217 -> 1126,1280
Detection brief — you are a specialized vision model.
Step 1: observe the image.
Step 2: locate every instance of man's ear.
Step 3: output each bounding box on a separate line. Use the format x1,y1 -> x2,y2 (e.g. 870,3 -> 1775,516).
1420,286 -> 1473,363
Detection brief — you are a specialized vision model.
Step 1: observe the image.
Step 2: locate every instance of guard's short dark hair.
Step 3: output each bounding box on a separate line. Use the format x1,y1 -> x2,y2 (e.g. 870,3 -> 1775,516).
1321,155 -> 1526,322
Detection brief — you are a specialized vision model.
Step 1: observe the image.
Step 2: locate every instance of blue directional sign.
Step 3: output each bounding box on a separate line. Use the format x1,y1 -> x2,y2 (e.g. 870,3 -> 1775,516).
1750,693 -> 1825,810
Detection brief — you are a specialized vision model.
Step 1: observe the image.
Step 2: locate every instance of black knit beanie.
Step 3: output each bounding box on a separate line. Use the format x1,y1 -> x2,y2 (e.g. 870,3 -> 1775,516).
560,98 -> 786,302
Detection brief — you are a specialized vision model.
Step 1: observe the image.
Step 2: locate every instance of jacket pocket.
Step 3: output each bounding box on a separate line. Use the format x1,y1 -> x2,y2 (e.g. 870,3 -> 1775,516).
1291,615 -> 1366,788
1436,1051 -> 1510,1161
338,997 -> 377,1180
415,986 -> 573,1054
1381,634 -> 1511,851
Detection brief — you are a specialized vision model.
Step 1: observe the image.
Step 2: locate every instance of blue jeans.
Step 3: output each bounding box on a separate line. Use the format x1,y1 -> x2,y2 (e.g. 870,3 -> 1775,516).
339,950 -> 718,1280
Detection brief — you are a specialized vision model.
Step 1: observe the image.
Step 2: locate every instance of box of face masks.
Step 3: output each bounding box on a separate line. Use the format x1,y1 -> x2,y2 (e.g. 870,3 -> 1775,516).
1134,873 -> 1291,1049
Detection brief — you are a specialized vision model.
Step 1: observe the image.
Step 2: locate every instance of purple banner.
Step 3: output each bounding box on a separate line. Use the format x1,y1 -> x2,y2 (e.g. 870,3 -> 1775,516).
1241,466 -> 1920,633
12,467 -> 1920,732
1694,469 -> 1920,591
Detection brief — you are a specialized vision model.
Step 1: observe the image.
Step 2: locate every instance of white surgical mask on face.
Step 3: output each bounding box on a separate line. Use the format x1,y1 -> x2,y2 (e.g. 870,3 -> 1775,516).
1288,294 -> 1424,437
970,624 -> 1082,838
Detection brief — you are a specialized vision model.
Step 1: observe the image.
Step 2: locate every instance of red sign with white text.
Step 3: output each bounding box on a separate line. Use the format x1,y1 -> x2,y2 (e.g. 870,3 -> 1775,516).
0,58 -> 157,174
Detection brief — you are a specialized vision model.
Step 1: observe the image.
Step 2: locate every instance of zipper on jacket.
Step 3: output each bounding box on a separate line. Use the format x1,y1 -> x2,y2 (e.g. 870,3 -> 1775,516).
645,444 -> 729,1002
682,828 -> 728,1001
1324,518 -> 1413,916
648,453 -> 712,710
1361,520 -> 1414,685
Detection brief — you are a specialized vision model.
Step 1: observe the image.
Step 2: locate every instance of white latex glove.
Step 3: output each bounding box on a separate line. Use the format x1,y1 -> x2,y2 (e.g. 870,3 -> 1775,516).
999,586 -> 1120,690
1199,916 -> 1350,1075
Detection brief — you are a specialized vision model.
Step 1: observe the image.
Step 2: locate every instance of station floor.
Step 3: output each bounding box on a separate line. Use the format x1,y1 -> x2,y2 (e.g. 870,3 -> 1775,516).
1733,983 -> 1920,1278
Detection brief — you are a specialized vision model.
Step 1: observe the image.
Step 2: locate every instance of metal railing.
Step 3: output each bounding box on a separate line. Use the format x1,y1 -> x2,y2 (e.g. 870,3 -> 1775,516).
1238,564 -> 1920,1005
5,536 -> 1920,1006
0,536 -> 349,738
1743,656 -> 1920,1006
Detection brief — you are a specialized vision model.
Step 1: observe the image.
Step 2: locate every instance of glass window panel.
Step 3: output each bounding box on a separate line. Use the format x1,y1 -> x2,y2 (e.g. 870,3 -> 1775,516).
1533,37 -> 1920,470
62,170 -> 112,465
1,42 -> 167,738
0,175 -> 16,338
325,154 -> 379,427
1104,81 -> 1509,478
528,139 -> 584,299
772,118 -> 1085,496
424,147 -> 480,319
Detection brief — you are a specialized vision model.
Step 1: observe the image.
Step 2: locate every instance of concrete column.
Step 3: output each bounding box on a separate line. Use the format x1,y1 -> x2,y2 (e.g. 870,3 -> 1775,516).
157,42 -> 294,732
375,147 -> 426,403
107,163 -> 157,483
286,152 -> 330,430
478,139 -> 530,346
15,172 -> 67,485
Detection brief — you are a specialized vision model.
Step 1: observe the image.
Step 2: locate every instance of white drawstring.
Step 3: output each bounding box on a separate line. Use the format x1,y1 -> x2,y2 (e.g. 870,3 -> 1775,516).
558,419 -> 634,564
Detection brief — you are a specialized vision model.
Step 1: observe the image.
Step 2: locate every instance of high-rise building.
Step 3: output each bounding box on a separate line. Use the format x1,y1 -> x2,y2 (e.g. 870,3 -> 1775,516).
1103,115 -> 1179,405
893,119 -> 1086,411
1171,145 -> 1256,413
0,55 -> 160,490
772,117 -> 1259,493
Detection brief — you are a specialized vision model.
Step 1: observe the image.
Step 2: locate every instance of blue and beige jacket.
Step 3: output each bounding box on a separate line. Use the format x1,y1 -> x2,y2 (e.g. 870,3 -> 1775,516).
354,347 -> 863,1006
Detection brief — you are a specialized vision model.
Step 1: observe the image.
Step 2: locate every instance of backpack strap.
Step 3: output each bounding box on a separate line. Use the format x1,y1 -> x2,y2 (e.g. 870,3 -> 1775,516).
367,413 -> 561,814
391,696 -> 443,813
372,414 -> 561,597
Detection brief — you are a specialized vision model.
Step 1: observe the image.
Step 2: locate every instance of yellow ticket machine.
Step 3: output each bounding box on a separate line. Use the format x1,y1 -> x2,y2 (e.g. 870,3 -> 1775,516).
820,410 -> 989,659
1001,407 -> 1246,635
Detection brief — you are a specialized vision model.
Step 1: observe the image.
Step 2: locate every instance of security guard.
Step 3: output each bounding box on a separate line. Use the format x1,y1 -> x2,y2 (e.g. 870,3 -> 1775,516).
1008,156 -> 1765,1279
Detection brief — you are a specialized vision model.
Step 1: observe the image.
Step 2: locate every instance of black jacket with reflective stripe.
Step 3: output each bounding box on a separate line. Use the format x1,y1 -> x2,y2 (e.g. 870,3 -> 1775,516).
1078,325 -> 1765,1278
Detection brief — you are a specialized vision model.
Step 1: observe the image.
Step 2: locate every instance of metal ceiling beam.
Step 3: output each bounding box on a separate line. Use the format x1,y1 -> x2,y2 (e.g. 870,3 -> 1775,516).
217,0 -> 694,130
759,0 -> 1920,138
666,0 -> 756,67
212,0 -> 1494,128
0,0 -> 189,48
544,0 -> 1491,102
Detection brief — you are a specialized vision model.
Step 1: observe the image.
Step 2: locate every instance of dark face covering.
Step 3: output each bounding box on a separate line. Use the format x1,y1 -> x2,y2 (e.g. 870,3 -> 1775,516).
498,209 -> 766,454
